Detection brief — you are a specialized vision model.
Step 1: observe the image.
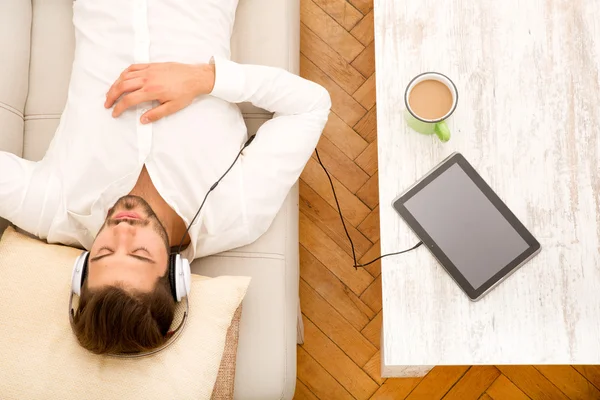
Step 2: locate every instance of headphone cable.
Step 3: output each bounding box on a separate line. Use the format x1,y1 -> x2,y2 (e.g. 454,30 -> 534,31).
174,135 -> 422,269
176,135 -> 256,254
314,148 -> 422,269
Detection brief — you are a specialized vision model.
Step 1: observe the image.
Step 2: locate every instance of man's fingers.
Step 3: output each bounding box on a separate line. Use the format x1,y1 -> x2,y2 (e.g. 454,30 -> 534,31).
105,66 -> 149,108
141,102 -> 180,124
112,91 -> 155,117
105,77 -> 145,108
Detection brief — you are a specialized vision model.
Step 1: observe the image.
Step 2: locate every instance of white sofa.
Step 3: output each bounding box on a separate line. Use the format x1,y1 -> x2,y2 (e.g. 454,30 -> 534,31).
0,0 -> 300,398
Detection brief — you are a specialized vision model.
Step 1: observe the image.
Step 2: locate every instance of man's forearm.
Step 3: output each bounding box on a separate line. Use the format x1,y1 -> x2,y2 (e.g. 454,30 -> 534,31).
209,56 -> 331,117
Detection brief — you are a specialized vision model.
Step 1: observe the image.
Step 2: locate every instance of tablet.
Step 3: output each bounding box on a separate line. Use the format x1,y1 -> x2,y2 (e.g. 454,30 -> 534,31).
392,152 -> 541,301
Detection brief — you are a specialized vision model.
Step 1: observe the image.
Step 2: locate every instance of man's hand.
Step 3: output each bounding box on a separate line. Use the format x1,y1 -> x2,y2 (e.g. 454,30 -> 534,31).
105,62 -> 216,124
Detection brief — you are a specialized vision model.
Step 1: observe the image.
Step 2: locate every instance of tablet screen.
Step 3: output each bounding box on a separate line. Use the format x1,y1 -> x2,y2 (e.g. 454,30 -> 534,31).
403,163 -> 530,289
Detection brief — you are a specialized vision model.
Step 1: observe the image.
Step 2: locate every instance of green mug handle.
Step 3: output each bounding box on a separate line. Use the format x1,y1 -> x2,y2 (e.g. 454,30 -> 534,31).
434,121 -> 451,142
404,109 -> 451,142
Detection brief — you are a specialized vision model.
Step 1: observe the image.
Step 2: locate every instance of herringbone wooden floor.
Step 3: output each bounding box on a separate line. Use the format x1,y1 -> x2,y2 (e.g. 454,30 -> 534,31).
294,1 -> 600,399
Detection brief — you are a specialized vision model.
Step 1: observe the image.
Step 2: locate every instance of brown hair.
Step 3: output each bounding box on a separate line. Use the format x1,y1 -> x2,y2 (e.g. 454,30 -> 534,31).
72,274 -> 176,355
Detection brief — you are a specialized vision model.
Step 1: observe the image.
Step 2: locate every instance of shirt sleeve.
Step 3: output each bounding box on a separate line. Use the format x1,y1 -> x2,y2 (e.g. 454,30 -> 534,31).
0,151 -> 46,236
209,56 -> 331,239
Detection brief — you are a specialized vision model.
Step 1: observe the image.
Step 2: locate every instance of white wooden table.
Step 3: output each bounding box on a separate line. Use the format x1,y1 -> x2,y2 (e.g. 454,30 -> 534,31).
374,0 -> 600,377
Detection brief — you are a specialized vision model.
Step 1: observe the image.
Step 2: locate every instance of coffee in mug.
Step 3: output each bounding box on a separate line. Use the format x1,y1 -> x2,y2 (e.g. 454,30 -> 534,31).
404,72 -> 458,142
409,79 -> 453,120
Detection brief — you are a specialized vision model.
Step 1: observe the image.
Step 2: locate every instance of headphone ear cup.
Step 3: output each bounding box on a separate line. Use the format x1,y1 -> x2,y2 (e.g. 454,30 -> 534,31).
71,252 -> 89,296
170,253 -> 191,302
168,253 -> 178,301
179,256 -> 191,299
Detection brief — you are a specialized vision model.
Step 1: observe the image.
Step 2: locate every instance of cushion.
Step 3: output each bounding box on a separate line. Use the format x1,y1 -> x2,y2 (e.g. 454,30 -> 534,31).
0,226 -> 250,400
211,305 -> 242,400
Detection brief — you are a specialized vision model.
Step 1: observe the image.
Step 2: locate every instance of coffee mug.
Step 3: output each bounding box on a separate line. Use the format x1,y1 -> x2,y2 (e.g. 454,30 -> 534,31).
404,72 -> 458,142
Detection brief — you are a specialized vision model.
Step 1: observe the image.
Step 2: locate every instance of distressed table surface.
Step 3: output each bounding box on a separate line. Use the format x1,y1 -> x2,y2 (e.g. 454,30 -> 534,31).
374,0 -> 600,377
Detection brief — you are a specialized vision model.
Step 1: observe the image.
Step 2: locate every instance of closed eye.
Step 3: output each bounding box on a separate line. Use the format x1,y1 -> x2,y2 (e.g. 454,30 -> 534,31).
133,247 -> 151,256
90,246 -> 113,262
89,247 -> 155,264
131,247 -> 155,263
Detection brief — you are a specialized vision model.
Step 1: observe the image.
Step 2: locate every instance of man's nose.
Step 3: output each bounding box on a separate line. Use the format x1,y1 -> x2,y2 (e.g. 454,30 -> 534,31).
113,220 -> 137,238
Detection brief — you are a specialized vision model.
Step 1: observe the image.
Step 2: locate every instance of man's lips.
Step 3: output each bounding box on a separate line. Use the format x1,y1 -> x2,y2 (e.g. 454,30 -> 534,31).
113,212 -> 142,220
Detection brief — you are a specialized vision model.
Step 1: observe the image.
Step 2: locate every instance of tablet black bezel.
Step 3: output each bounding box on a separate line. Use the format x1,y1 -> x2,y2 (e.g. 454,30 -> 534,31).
392,152 -> 541,300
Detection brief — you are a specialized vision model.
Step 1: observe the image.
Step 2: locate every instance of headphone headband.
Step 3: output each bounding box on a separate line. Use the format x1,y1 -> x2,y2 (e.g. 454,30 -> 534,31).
68,291 -> 189,359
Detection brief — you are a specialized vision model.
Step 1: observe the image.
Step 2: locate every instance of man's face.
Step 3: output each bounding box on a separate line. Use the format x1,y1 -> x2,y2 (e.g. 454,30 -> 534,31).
88,196 -> 170,292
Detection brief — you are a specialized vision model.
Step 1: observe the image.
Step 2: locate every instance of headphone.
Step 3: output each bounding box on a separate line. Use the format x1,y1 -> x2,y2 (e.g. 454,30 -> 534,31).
68,250 -> 191,358
70,251 -> 191,302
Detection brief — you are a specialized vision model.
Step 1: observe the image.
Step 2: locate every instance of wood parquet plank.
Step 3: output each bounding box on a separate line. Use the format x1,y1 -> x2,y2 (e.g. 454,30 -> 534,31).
359,241 -> 382,277
297,346 -> 355,400
361,311 -> 381,349
496,366 -> 569,400
574,366 -> 600,391
348,0 -> 373,15
300,245 -> 374,331
360,275 -> 382,313
352,40 -> 375,78
363,350 -> 385,385
300,55 -> 367,126
354,105 -> 377,142
354,73 -> 377,110
486,375 -> 530,400
358,205 -> 380,243
312,0 -> 363,31
479,394 -> 494,400
314,134 -> 370,193
357,173 -> 379,210
350,9 -> 374,46
299,212 -> 374,294
301,157 -> 371,226
300,279 -> 378,367
442,367 -> 501,400
294,379 -> 319,400
300,180 -> 372,259
534,366 -> 600,400
355,139 -> 378,175
301,0 -> 364,63
405,366 -> 470,400
301,23 -> 366,94
370,378 -> 423,400
301,316 -> 379,400
322,111 -> 368,159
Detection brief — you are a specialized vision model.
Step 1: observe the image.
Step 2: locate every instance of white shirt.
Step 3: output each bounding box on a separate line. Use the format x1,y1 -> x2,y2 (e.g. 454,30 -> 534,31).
0,0 -> 330,261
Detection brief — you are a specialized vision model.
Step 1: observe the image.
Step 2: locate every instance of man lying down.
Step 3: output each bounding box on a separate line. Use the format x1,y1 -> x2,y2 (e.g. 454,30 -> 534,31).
0,0 -> 330,355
